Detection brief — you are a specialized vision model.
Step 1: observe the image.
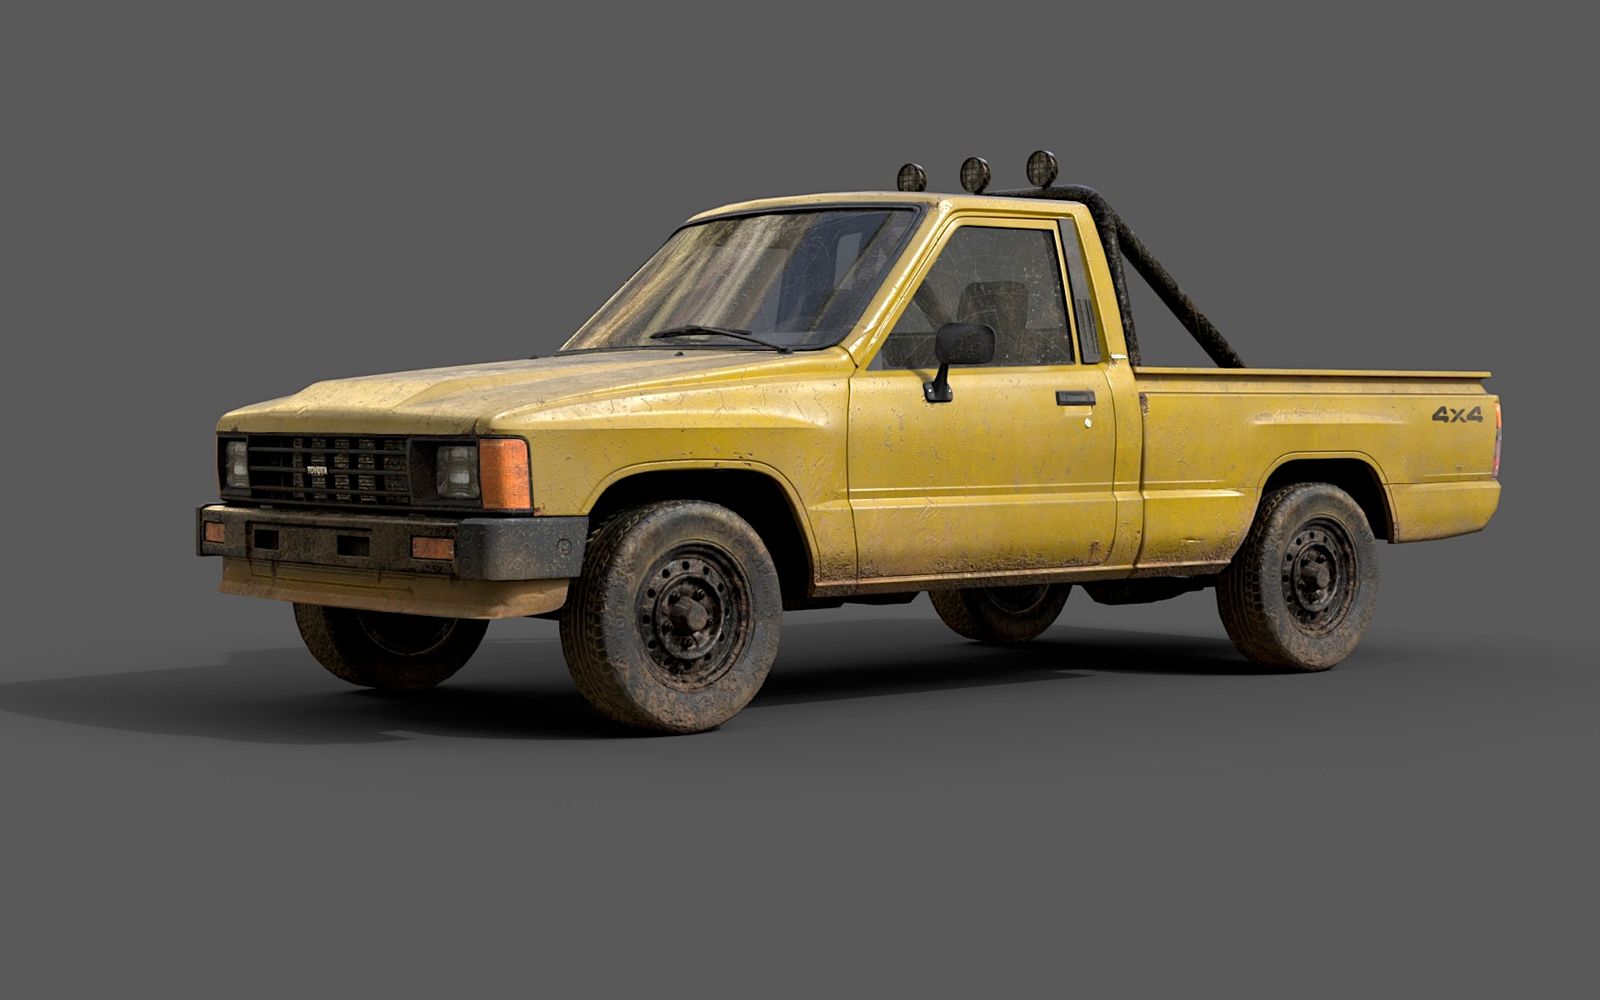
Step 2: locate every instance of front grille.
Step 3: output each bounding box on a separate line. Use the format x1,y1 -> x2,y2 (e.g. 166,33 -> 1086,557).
243,434 -> 412,510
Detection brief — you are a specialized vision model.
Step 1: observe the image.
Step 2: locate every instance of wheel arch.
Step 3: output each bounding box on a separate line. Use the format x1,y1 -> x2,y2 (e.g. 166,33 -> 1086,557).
583,462 -> 819,608
1257,454 -> 1394,541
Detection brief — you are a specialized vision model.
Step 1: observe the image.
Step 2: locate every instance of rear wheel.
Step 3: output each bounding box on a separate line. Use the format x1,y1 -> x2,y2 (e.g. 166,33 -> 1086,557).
930,583 -> 1072,643
1217,482 -> 1379,670
293,604 -> 487,691
559,501 -> 782,733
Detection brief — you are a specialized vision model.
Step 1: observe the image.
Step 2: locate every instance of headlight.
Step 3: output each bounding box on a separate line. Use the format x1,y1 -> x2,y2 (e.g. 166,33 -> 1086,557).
436,445 -> 480,500
225,440 -> 249,489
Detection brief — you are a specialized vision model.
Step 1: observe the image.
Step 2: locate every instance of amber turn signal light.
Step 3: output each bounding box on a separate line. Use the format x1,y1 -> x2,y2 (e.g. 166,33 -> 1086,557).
479,438 -> 532,510
204,522 -> 226,544
411,536 -> 455,561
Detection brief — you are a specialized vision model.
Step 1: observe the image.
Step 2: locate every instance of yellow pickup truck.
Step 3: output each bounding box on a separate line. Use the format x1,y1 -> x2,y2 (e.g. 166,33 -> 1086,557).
197,153 -> 1501,732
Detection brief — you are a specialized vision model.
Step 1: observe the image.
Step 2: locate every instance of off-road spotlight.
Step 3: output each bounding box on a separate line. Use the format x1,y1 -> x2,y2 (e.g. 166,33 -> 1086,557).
959,156 -> 990,194
1026,149 -> 1059,188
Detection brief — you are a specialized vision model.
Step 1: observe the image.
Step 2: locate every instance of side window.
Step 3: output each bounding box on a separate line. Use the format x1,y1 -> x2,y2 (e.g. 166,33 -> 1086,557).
1057,219 -> 1102,363
877,226 -> 1072,370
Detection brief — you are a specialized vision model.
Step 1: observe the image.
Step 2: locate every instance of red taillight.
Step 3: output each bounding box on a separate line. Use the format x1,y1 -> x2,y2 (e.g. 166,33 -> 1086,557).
1493,401 -> 1502,479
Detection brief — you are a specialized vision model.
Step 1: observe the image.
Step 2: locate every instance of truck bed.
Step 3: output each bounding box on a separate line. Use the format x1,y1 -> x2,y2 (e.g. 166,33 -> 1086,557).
1130,366 -> 1499,569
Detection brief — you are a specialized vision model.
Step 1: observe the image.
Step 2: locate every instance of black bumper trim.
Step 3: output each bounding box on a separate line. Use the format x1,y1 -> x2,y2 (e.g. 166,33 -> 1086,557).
196,505 -> 587,581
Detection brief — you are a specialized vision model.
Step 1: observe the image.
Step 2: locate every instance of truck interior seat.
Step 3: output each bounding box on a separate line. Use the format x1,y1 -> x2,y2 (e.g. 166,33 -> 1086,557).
957,280 -> 1029,336
958,280 -> 1072,364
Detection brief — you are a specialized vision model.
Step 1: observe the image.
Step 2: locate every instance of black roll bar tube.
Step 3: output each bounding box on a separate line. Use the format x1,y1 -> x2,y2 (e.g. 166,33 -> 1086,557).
991,184 -> 1245,368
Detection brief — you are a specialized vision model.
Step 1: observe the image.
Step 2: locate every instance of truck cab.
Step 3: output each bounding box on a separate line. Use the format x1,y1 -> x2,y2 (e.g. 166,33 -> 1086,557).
199,154 -> 1501,732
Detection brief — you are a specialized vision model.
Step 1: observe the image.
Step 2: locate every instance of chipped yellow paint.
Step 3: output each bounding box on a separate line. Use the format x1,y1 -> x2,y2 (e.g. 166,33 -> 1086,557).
217,190 -> 1501,608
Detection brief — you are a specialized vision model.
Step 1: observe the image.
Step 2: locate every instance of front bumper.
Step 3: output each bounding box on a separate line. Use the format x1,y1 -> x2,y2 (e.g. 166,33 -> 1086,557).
196,505 -> 587,619
197,505 -> 587,580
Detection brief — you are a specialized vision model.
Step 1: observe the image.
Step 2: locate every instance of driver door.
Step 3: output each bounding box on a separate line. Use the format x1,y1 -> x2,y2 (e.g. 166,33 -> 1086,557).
847,217 -> 1117,583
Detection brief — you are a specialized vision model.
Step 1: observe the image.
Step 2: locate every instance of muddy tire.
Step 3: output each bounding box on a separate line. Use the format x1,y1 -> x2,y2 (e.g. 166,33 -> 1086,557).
292,604 -> 487,691
559,501 -> 782,734
930,583 -> 1072,643
1217,482 -> 1379,671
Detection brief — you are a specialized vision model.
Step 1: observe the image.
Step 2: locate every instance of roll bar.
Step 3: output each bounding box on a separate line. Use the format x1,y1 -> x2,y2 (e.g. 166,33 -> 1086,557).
990,184 -> 1245,368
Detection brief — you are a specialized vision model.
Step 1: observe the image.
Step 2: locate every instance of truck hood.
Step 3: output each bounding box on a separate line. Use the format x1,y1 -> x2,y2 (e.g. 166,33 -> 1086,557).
218,349 -> 841,435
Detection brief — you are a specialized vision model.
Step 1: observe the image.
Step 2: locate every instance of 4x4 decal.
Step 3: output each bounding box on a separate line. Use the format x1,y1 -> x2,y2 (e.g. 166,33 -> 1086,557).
1433,405 -> 1484,424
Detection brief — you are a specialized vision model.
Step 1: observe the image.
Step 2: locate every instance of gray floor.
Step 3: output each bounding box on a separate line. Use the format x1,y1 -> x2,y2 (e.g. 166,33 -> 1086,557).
2,594 -> 1592,997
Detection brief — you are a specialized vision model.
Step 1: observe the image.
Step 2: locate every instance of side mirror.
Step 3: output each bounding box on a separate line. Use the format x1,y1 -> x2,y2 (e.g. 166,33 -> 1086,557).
924,322 -> 995,403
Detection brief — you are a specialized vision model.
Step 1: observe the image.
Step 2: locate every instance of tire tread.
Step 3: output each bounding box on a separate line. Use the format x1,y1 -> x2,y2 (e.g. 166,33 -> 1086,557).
292,603 -> 485,690
1217,482 -> 1376,671
560,504 -> 664,729
930,584 -> 1071,643
558,500 -> 782,733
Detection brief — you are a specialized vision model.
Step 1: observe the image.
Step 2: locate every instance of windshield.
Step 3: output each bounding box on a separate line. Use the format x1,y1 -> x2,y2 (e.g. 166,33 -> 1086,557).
562,208 -> 918,353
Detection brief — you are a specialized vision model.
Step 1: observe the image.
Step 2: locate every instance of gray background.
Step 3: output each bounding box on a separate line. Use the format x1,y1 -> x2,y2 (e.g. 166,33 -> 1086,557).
3,2 -> 1595,996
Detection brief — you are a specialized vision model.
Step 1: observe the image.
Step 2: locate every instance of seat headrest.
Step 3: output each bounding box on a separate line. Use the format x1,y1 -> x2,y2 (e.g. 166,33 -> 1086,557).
957,280 -> 1029,336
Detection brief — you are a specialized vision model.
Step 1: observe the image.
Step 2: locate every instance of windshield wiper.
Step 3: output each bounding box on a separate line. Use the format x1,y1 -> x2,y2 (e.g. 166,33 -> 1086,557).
646,325 -> 792,353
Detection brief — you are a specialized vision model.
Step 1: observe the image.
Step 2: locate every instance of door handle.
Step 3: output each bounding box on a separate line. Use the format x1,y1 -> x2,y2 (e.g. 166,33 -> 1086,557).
1055,390 -> 1096,406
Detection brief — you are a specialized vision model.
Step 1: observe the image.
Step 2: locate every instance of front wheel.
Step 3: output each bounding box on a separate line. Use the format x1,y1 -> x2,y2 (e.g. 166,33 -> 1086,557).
559,501 -> 782,734
930,583 -> 1072,643
293,604 -> 487,691
1216,482 -> 1379,670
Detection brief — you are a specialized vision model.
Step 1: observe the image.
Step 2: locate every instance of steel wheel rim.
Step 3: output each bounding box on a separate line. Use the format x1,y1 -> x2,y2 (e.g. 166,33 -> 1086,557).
635,542 -> 750,690
357,611 -> 453,656
986,584 -> 1051,615
1280,516 -> 1358,635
